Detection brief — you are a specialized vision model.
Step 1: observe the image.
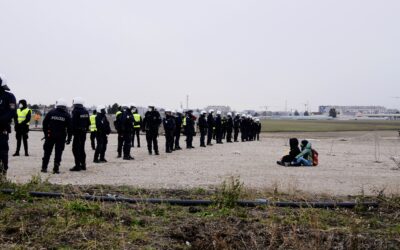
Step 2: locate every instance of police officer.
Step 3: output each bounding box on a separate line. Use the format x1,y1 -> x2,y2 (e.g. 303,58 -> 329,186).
233,113 -> 241,142
89,110 -> 97,150
94,105 -> 111,163
13,99 -> 31,156
255,118 -> 262,141
41,99 -> 72,174
69,97 -> 90,171
215,111 -> 223,144
0,75 -> 17,177
163,109 -> 175,153
121,104 -> 134,160
240,114 -> 247,142
132,104 -> 142,148
221,115 -> 227,140
174,109 -> 183,150
198,110 -> 208,147
143,104 -> 161,155
184,110 -> 195,149
206,109 -> 215,146
226,112 -> 234,143
114,105 -> 124,158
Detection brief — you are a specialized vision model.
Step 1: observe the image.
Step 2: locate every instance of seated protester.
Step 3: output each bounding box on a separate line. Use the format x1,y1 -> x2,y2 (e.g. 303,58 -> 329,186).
292,140 -> 313,166
277,138 -> 301,166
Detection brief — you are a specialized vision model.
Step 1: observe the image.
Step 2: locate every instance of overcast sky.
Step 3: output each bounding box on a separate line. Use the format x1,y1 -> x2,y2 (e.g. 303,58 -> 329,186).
1,0 -> 399,112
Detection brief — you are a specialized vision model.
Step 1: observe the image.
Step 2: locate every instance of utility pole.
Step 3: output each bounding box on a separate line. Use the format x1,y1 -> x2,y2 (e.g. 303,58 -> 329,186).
186,95 -> 189,109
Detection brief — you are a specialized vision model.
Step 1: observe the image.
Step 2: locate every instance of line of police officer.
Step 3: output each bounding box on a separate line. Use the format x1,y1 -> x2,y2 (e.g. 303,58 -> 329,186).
0,74 -> 261,177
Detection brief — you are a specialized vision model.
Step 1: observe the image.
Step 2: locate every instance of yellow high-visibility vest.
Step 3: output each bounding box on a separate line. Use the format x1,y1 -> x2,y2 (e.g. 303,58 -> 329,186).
182,117 -> 187,126
89,114 -> 97,132
133,113 -> 141,128
17,108 -> 32,125
116,111 -> 122,117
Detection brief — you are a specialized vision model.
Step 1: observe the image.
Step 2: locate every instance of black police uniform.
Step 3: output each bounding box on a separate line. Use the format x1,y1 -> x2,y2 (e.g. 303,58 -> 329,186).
41,107 -> 72,173
185,113 -> 195,149
121,109 -> 134,159
174,113 -> 182,150
114,110 -> 124,158
94,112 -> 111,162
0,88 -> 16,175
143,109 -> 161,155
206,113 -> 215,145
215,115 -> 223,144
233,115 -> 241,142
198,114 -> 208,147
221,116 -> 227,140
14,100 -> 31,156
226,116 -> 234,143
255,122 -> 262,141
163,114 -> 176,153
241,117 -> 247,142
70,104 -> 90,171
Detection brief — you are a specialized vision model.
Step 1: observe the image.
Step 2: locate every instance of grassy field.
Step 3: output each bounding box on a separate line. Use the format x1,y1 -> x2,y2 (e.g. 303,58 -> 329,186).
261,119 -> 400,132
1,176 -> 399,249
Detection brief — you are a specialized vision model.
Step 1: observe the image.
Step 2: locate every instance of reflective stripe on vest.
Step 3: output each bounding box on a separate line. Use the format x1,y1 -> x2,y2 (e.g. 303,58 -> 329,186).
90,114 -> 97,132
133,113 -> 141,128
116,111 -> 122,117
17,108 -> 31,125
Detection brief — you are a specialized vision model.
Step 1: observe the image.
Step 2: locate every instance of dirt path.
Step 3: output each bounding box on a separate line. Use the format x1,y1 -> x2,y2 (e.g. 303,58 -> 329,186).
6,130 -> 400,196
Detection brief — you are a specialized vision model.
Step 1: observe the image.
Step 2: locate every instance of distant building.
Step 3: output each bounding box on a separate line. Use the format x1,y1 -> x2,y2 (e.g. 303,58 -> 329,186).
319,105 -> 390,116
204,105 -> 231,114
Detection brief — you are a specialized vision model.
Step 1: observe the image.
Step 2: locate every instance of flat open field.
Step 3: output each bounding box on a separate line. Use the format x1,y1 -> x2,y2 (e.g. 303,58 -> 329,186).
261,119 -> 400,132
6,130 -> 400,196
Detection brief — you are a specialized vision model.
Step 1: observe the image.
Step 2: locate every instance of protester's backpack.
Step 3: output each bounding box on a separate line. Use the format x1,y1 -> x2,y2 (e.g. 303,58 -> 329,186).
312,149 -> 319,166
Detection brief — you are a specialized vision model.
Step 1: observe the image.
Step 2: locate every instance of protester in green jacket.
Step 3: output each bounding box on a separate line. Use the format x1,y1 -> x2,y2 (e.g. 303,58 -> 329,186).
292,140 -> 313,166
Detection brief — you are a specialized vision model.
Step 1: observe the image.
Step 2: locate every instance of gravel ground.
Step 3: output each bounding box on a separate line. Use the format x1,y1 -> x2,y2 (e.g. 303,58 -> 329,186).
5,130 -> 400,196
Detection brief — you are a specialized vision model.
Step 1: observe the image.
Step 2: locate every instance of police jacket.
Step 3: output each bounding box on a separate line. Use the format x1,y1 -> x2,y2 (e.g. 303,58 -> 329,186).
15,106 -> 31,128
143,110 -> 161,132
71,105 -> 90,133
163,115 -> 176,132
42,107 -> 72,140
184,114 -> 195,135
95,112 -> 111,135
0,90 -> 16,132
198,115 -> 208,130
215,115 -> 222,130
121,110 -> 134,133
207,114 -> 215,129
233,117 -> 241,129
227,117 -> 234,130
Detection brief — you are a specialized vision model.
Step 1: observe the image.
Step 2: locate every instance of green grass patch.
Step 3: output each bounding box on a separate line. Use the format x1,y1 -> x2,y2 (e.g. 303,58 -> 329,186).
261,119 -> 400,132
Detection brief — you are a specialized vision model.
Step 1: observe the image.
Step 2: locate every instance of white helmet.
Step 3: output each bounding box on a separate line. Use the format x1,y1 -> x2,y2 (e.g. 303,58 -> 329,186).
227,112 -> 232,116
121,104 -> 129,109
55,98 -> 67,108
236,113 -> 240,117
96,105 -> 106,113
129,103 -> 136,108
72,97 -> 84,106
165,109 -> 172,113
201,110 -> 207,115
0,74 -> 10,91
148,103 -> 156,108
256,118 -> 260,122
216,110 -> 222,115
209,109 -> 214,113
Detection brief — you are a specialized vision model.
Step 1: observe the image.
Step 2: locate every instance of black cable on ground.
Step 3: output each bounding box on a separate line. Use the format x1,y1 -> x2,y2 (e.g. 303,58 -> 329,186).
1,189 -> 379,209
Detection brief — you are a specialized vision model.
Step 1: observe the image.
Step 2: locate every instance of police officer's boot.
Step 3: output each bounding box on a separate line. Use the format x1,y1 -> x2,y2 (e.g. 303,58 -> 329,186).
53,163 -> 60,174
41,157 -> 48,173
69,165 -> 81,172
81,164 -> 86,171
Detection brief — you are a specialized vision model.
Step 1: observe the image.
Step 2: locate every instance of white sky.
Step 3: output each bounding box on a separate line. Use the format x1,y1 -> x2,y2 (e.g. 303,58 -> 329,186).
1,0 -> 399,112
